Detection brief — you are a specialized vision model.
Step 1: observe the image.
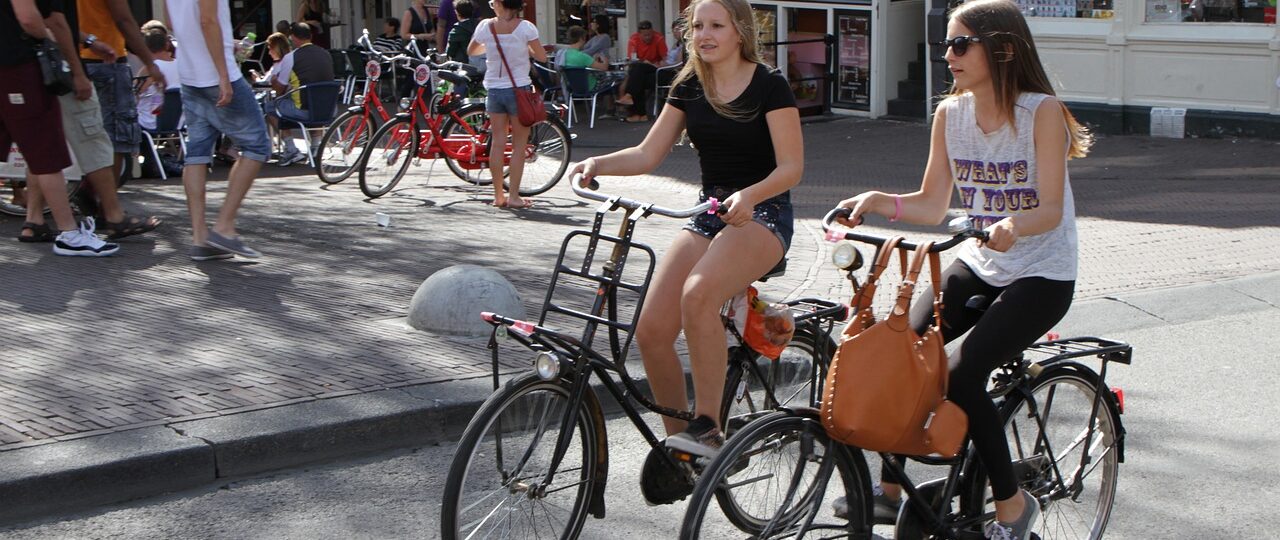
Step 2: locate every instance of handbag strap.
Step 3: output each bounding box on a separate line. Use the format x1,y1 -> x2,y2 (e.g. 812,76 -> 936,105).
891,242 -> 934,319
489,21 -> 520,88
843,236 -> 904,338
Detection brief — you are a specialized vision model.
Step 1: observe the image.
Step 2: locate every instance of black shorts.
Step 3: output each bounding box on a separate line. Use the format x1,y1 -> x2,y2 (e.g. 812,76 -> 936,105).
683,185 -> 794,253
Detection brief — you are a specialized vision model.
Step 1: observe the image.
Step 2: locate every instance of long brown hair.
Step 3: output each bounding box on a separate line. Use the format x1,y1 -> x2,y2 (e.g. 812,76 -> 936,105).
948,0 -> 1092,158
669,0 -> 765,121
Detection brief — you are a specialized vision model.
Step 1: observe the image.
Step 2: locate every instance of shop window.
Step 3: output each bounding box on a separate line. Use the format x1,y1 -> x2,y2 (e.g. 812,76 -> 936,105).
1014,0 -> 1115,18
753,5 -> 779,68
786,8 -> 827,115
835,10 -> 870,111
1146,0 -> 1276,22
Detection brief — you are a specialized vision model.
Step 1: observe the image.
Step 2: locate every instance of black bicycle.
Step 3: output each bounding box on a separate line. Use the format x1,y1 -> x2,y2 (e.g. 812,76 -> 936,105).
678,207 -> 1131,540
439,178 -> 856,539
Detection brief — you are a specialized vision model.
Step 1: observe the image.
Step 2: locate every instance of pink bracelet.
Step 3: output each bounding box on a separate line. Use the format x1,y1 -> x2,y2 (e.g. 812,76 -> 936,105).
889,195 -> 902,222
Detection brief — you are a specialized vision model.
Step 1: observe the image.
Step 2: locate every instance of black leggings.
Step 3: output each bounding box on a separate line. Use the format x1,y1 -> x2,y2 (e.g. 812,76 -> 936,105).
881,260 -> 1074,501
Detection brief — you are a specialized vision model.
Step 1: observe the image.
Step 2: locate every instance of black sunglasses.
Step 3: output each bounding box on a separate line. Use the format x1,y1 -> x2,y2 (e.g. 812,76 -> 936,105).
933,35 -> 983,56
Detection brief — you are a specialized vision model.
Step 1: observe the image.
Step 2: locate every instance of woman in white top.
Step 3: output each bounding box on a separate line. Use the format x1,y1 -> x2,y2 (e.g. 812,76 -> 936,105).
467,0 -> 547,208
834,1 -> 1093,539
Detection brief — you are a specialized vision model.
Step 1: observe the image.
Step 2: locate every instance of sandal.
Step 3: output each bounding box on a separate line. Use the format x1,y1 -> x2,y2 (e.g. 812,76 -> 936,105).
18,221 -> 54,243
98,214 -> 162,240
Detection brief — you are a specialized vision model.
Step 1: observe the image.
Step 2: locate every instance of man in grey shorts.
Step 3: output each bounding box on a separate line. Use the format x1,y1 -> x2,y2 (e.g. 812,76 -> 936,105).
18,0 -> 162,243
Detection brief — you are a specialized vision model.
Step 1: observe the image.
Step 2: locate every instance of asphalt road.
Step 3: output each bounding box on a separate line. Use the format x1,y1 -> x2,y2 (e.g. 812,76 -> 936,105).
1,287 -> 1275,540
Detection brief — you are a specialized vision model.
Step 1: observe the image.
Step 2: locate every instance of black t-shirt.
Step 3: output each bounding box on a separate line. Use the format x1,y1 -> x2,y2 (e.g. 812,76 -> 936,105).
0,0 -> 60,65
668,64 -> 797,188
291,43 -> 336,86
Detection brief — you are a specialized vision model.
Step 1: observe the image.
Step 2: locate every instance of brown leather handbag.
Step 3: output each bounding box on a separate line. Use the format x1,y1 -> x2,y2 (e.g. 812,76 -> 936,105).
820,241 -> 968,458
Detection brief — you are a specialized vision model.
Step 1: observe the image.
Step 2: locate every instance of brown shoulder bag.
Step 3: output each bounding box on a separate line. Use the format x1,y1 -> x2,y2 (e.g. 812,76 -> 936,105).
820,241 -> 968,458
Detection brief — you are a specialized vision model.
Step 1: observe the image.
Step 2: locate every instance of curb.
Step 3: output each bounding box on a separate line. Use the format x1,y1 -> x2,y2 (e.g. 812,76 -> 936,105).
2,272 -> 1277,526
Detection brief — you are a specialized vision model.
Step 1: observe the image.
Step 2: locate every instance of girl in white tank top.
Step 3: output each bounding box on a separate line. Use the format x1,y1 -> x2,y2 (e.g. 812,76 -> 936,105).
832,1 -> 1094,538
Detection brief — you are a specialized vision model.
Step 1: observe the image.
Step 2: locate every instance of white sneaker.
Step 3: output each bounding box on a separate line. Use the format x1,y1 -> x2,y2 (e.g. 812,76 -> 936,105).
277,150 -> 307,167
53,217 -> 120,257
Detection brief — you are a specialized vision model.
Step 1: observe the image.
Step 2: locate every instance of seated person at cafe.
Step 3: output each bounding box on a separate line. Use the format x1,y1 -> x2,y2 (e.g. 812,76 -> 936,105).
616,20 -> 666,122
374,17 -> 405,53
560,25 -> 611,88
267,23 -> 335,165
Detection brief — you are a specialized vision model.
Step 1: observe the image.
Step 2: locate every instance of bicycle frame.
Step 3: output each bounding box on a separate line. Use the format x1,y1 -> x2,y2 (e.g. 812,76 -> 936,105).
479,190 -> 850,518
881,337 -> 1132,539
396,80 -> 535,169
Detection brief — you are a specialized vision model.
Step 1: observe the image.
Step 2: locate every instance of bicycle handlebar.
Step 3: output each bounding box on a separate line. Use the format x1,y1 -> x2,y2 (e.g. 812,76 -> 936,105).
571,174 -> 720,219
821,207 -> 989,252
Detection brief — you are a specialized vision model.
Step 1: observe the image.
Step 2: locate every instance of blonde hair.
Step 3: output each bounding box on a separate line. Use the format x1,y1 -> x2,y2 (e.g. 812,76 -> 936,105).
669,0 -> 766,121
947,0 -> 1092,158
267,32 -> 292,56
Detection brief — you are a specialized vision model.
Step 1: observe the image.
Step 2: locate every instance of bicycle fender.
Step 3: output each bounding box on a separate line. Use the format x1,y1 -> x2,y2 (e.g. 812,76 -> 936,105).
345,105 -> 363,114
582,382 -> 610,519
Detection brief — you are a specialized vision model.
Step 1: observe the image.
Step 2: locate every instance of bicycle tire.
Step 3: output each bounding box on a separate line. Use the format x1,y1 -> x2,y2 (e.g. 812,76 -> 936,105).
503,115 -> 571,197
316,110 -> 374,185
679,410 -> 873,539
358,116 -> 418,199
1,178 -> 84,217
441,373 -> 600,540
720,328 -> 833,433
963,363 -> 1121,540
440,105 -> 500,186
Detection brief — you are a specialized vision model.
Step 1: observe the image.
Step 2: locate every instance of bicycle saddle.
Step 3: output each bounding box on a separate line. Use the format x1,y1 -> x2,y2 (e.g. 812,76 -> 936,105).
437,70 -> 471,87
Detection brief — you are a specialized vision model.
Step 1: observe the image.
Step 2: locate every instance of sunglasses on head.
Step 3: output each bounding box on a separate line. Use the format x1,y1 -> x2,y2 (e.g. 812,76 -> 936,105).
933,35 -> 982,56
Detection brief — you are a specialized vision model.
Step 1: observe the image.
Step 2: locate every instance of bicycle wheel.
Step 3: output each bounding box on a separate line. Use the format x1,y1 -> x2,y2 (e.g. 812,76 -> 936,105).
441,374 -> 600,540
440,106 -> 500,186
721,328 -> 833,433
1,178 -> 84,217
503,115 -> 571,197
316,110 -> 373,185
680,410 -> 873,539
965,363 -> 1121,540
358,117 -> 418,199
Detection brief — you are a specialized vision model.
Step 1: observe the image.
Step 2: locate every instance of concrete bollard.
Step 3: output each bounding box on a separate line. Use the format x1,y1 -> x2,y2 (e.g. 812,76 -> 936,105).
407,265 -> 526,337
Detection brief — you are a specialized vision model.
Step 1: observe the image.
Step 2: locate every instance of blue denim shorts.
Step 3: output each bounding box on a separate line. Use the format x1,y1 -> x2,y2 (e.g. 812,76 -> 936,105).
182,77 -> 272,165
85,63 -> 140,152
485,85 -> 530,117
683,185 -> 794,253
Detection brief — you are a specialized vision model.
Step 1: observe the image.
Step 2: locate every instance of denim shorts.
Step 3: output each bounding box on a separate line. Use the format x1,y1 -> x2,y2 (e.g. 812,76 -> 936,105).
683,185 -> 794,253
85,63 -> 140,152
485,85 -> 530,117
182,77 -> 272,165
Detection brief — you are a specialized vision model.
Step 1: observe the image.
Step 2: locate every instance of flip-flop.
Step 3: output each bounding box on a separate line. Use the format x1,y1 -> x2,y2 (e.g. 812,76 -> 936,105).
99,214 -> 162,240
17,221 -> 54,243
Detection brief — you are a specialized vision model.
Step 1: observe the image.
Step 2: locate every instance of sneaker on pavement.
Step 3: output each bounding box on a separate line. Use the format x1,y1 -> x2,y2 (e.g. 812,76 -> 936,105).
638,444 -> 695,506
983,490 -> 1040,540
189,244 -> 235,261
833,483 -> 903,524
206,230 -> 261,258
277,150 -> 306,167
52,217 -> 119,257
665,415 -> 724,459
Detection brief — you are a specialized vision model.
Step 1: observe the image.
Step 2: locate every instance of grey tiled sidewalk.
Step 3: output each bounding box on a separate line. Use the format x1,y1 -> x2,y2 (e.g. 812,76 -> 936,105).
1,115 -> 1277,458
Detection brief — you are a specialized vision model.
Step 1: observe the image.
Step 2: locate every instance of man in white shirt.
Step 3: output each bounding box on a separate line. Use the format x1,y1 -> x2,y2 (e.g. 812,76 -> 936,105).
167,0 -> 272,260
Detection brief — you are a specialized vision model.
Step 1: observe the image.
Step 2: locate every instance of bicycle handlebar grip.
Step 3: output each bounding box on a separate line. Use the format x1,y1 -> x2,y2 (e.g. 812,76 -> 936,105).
706,198 -> 720,215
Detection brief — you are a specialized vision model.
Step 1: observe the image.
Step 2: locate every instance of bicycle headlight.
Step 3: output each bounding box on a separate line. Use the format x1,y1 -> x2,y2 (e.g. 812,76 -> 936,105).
831,241 -> 862,270
353,94 -> 365,106
534,352 -> 561,381
399,97 -> 412,111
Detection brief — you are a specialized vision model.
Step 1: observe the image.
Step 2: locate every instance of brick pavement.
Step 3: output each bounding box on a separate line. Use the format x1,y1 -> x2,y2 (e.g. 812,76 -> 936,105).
1,115 -> 1277,451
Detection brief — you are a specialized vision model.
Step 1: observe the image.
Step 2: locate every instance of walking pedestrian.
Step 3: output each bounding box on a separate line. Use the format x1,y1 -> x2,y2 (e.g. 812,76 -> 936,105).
20,1 -> 163,243
831,1 -> 1093,537
4,0 -> 118,256
569,0 -> 802,504
467,0 -> 547,209
166,0 -> 272,260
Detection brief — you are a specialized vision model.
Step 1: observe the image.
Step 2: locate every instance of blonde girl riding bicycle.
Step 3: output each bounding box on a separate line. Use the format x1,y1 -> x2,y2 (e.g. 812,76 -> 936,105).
570,0 -> 803,503
834,1 -> 1093,538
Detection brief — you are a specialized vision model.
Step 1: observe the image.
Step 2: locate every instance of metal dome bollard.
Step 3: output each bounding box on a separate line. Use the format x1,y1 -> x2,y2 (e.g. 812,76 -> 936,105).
408,265 -> 526,337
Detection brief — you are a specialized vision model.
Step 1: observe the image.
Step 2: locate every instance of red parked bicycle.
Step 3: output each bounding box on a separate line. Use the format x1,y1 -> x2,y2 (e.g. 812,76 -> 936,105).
314,34 -> 396,185
356,57 -> 571,199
